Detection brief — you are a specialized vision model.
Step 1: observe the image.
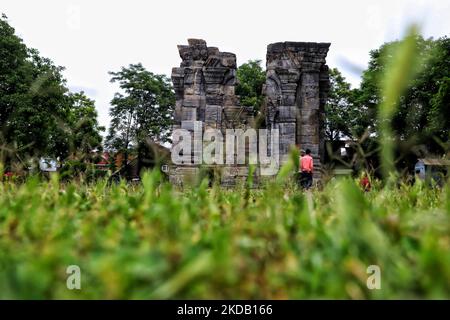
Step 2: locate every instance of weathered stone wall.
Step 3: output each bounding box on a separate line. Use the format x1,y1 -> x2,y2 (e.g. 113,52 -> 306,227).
169,39 -> 330,186
264,42 -> 330,180
170,39 -> 254,186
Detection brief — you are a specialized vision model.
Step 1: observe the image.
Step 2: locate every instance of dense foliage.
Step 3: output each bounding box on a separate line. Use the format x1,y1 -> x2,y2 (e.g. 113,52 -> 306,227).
236,60 -> 266,112
0,15 -> 103,163
354,35 -> 450,153
106,63 -> 175,154
324,68 -> 363,141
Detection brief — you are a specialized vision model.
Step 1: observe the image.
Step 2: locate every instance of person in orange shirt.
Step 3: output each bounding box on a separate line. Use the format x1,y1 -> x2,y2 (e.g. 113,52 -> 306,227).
301,149 -> 314,189
297,149 -> 305,187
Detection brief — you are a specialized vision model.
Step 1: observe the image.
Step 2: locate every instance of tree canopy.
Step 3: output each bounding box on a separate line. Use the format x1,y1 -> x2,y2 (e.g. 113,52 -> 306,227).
105,63 -> 175,157
355,35 -> 450,153
324,68 -> 366,141
236,60 -> 265,112
0,14 -> 103,165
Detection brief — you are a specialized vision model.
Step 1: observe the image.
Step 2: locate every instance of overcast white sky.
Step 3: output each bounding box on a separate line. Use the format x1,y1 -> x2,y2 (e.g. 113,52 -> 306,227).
2,0 -> 449,130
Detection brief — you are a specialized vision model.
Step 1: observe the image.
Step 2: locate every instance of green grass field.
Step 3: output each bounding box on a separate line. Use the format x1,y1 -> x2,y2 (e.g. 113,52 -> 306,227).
0,171 -> 449,299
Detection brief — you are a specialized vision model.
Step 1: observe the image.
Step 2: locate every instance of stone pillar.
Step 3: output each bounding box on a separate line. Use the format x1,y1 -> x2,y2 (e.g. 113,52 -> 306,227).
170,39 -> 254,187
265,42 -> 330,181
299,71 -> 321,178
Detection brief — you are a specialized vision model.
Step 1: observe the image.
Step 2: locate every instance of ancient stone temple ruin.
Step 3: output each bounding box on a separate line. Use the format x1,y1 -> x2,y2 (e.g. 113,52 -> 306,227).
169,39 -> 330,186
170,39 -> 255,186
264,42 -> 330,181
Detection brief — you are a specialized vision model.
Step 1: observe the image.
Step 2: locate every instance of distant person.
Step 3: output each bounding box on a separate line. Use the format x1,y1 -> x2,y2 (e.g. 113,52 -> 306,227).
3,171 -> 14,181
360,173 -> 371,192
301,149 -> 314,189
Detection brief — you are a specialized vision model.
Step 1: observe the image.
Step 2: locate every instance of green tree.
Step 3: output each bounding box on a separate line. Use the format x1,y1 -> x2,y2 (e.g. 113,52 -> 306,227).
0,14 -> 104,164
428,76 -> 450,143
105,63 -> 175,165
324,68 -> 365,141
355,35 -> 450,153
1,14 -> 67,159
236,60 -> 266,112
65,92 -> 104,156
0,13 -> 28,128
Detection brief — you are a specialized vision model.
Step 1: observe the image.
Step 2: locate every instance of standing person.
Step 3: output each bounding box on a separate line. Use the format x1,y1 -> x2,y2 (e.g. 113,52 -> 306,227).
301,149 -> 314,189
360,172 -> 371,192
297,149 -> 305,187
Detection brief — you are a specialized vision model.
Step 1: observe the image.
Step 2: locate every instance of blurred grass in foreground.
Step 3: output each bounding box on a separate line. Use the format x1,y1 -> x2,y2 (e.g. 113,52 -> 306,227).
0,172 -> 449,299
378,26 -> 418,181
